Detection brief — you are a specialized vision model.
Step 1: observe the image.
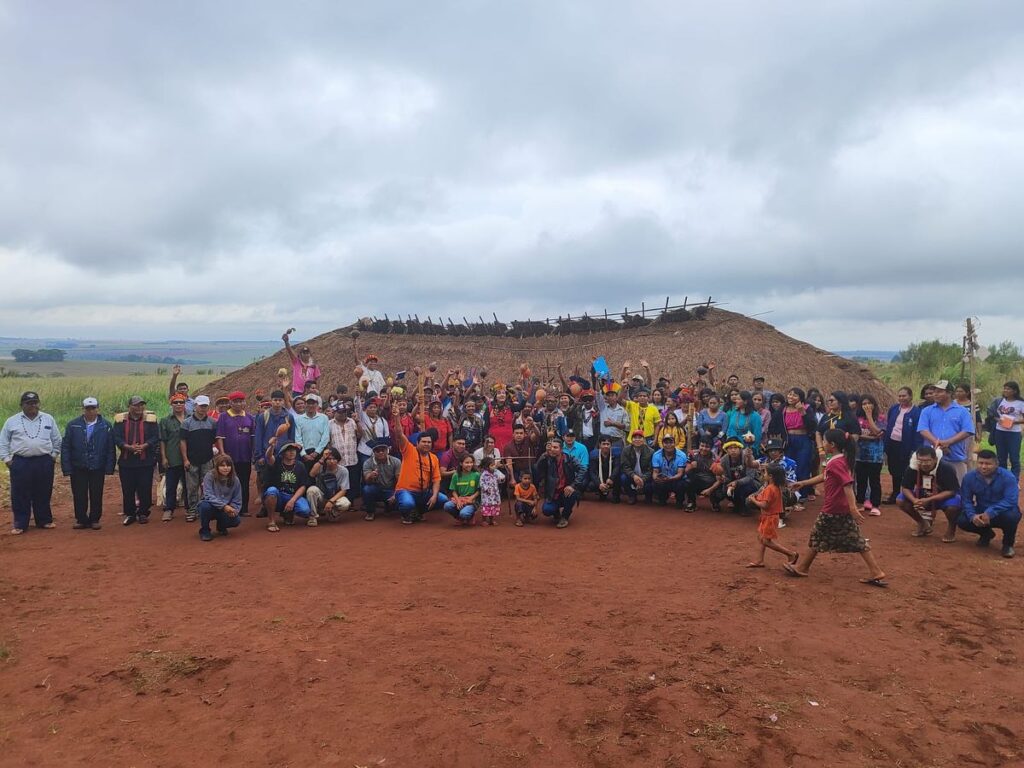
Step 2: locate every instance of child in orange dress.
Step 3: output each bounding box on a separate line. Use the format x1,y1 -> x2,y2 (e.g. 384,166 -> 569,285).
747,465 -> 798,567
513,472 -> 539,527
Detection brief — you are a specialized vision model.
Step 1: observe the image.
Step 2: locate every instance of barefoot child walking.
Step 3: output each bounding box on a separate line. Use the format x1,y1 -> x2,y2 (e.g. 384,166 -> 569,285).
785,429 -> 888,587
747,465 -> 798,567
513,471 -> 539,526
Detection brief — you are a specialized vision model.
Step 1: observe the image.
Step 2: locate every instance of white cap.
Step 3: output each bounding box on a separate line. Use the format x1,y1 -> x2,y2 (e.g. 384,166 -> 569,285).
82,397 -> 99,407
194,395 -> 211,406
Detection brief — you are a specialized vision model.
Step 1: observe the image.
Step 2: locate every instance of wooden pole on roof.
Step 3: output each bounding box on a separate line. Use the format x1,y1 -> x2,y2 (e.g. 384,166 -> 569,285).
965,317 -> 979,468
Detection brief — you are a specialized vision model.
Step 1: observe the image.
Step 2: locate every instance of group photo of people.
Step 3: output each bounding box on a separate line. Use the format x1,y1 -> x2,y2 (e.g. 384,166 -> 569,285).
3,331 -> 1022,585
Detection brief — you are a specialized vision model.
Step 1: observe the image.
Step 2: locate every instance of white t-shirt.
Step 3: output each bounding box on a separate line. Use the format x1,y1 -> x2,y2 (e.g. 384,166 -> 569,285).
996,398 -> 1024,433
473,447 -> 502,464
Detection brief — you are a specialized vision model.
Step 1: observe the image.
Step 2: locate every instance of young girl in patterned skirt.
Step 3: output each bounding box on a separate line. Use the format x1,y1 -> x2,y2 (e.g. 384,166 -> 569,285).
785,429 -> 888,587
478,456 -> 505,525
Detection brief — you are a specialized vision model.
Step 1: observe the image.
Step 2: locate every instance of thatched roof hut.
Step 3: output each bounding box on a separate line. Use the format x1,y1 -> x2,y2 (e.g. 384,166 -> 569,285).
201,308 -> 894,404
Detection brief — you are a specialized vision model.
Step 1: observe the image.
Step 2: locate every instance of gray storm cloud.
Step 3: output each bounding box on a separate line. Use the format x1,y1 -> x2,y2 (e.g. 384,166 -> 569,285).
0,1 -> 1022,348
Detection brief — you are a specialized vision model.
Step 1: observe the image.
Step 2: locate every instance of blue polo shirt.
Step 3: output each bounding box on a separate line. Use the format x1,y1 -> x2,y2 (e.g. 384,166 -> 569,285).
917,402 -> 975,462
653,448 -> 688,477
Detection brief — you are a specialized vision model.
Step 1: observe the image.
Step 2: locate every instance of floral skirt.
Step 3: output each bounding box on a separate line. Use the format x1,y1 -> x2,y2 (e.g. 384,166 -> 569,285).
809,513 -> 868,553
481,504 -> 501,518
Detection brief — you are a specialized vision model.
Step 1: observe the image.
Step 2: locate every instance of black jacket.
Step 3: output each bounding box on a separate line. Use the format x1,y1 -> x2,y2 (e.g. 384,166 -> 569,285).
619,443 -> 654,481
532,453 -> 587,501
112,412 -> 161,467
61,415 -> 116,475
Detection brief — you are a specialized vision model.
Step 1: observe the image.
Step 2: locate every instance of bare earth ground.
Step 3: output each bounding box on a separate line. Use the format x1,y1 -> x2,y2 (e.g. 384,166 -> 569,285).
1,478 -> 1021,768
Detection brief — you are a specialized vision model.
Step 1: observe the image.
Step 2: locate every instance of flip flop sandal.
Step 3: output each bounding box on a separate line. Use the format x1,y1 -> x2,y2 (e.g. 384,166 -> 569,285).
41,523 -> 57,529
783,562 -> 808,577
789,552 -> 800,565
745,563 -> 766,568
11,528 -> 25,535
860,577 -> 889,588
266,523 -> 280,532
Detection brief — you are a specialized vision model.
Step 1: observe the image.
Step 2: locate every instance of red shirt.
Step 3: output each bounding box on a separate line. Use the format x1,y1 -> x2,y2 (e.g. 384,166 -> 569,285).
425,416 -> 452,452
822,454 -> 854,515
487,404 -> 516,449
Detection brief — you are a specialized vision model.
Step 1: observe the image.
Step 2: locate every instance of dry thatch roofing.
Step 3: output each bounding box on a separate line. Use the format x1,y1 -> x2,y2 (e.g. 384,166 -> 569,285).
201,308 -> 894,404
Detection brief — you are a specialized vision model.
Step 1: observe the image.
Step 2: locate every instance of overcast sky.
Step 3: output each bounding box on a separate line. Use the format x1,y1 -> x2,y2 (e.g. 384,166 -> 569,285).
1,1 -> 1022,351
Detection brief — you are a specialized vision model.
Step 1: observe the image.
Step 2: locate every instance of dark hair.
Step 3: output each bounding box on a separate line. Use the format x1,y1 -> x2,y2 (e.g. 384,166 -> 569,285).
977,448 -> 997,461
897,386 -> 913,398
857,394 -> 880,421
919,385 -> 932,400
830,391 -> 852,419
736,390 -> 755,415
916,445 -> 937,458
212,453 -> 236,485
324,447 -> 342,461
1004,381 -> 1021,400
521,471 -> 532,479
807,388 -> 826,414
769,393 -> 785,410
955,382 -> 970,396
767,464 -> 787,487
822,428 -> 854,466
479,456 -> 495,471
788,387 -> 806,404
599,437 -> 611,444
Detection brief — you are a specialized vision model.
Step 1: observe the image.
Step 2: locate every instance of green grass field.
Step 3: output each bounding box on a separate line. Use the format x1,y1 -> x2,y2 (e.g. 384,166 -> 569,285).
0,372 -> 217,504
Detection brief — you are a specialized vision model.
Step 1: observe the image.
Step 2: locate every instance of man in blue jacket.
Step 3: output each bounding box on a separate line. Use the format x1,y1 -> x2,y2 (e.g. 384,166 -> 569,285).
958,449 -> 1020,558
61,397 -> 116,529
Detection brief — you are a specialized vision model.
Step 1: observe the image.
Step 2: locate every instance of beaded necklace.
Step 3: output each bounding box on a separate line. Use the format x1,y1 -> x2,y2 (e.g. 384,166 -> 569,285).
20,413 -> 43,440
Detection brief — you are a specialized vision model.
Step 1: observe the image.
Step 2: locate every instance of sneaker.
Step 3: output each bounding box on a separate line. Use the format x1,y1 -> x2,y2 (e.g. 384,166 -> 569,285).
138,514 -> 149,525
778,519 -> 787,529
306,517 -> 318,527
123,515 -> 137,527
400,518 -> 413,525
556,518 -> 569,529
868,508 -> 881,517
185,513 -> 197,523
1003,546 -> 1015,558
161,510 -> 173,522
90,523 -> 102,530
73,522 -> 87,530
978,531 -> 995,548
364,511 -> 376,521
218,529 -> 229,536
199,531 -> 213,542
684,503 -> 696,512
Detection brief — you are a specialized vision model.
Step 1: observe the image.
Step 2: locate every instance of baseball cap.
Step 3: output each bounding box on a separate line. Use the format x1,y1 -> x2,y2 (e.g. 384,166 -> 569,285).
564,429 -> 576,437
194,395 -> 211,406
304,394 -> 322,405
20,391 -> 39,403
82,397 -> 99,407
631,430 -> 645,438
931,379 -> 953,391
765,439 -> 784,451
128,395 -> 147,406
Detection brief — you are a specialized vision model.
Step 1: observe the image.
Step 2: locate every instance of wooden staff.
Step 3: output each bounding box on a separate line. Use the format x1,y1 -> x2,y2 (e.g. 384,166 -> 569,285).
350,329 -> 360,364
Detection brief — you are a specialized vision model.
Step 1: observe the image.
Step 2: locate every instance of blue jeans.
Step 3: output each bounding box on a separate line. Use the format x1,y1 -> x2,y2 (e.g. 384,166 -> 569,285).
620,473 -> 652,502
542,493 -> 578,520
395,489 -> 448,521
263,487 -> 312,517
197,500 -> 242,535
361,484 -> 394,513
992,430 -> 1022,478
444,501 -> 477,521
785,434 -> 814,482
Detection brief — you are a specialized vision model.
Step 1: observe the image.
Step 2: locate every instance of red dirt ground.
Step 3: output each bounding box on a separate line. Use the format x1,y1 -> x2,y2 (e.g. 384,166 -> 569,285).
1,479 -> 1021,768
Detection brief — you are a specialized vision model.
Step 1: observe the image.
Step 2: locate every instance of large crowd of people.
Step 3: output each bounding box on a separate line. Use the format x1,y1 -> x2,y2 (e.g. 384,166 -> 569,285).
2,331 -> 1022,583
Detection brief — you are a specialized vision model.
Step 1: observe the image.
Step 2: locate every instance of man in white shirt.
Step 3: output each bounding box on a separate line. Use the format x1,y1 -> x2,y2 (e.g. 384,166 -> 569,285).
0,391 -> 62,534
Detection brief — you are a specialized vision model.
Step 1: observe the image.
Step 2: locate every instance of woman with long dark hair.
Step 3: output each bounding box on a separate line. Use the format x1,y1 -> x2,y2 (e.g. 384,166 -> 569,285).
855,395 -> 886,513
726,391 -> 763,454
991,381 -> 1024,478
782,388 -> 818,485
884,387 -> 921,504
816,390 -> 861,456
197,453 -> 242,542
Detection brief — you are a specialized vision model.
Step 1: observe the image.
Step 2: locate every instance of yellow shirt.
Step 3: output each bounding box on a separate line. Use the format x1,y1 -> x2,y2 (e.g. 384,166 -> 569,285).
625,401 -> 660,438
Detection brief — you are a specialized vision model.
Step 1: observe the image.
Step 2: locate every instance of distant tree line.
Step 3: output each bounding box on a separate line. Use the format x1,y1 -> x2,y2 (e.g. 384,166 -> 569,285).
11,348 -> 66,362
